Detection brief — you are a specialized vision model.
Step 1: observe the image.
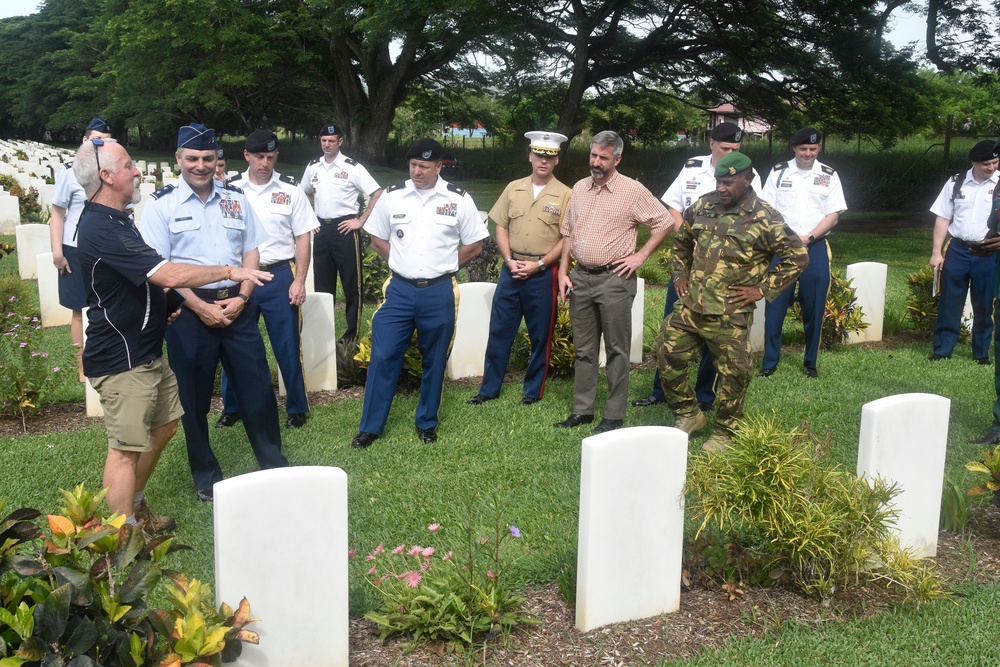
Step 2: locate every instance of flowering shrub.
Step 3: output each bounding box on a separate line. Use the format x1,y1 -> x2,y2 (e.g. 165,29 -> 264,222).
0,295 -> 66,429
354,509 -> 534,648
0,174 -> 42,221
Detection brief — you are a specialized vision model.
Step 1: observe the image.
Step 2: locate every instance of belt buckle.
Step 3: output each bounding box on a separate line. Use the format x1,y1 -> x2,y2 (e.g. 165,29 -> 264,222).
216,289 -> 229,300
415,279 -> 429,288
259,263 -> 269,271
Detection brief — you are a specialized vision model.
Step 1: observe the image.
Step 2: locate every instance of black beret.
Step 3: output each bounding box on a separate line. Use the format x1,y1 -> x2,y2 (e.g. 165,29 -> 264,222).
791,127 -> 822,146
87,117 -> 111,133
177,123 -> 218,151
969,140 -> 998,162
406,138 -> 444,161
710,122 -> 743,143
246,129 -> 279,153
216,148 -> 226,160
320,123 -> 342,137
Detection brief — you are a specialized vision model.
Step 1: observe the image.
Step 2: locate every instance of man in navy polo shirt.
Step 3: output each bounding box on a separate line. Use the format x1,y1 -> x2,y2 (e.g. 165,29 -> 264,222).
74,138 -> 272,529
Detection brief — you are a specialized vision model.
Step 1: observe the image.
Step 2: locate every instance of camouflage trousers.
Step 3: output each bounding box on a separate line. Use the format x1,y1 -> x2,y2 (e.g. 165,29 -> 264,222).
655,306 -> 753,435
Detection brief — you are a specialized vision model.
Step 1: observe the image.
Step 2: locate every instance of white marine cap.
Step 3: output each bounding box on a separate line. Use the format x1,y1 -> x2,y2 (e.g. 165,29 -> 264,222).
524,130 -> 568,156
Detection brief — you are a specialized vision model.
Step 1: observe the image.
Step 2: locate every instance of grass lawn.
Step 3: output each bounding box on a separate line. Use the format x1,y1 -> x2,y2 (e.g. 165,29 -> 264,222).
2,184 -> 997,664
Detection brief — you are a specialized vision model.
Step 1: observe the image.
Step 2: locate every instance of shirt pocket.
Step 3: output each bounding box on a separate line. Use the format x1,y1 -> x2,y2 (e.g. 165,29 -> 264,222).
508,207 -> 525,233
723,223 -> 762,263
169,217 -> 199,234
221,217 -> 246,232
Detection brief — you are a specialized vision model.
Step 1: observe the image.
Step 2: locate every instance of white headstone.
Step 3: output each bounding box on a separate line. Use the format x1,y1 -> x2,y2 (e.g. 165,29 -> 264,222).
215,467 -> 349,667
857,393 -> 950,558
80,307 -> 103,418
845,262 -> 887,344
36,183 -> 55,209
159,162 -> 171,174
36,251 -> 72,327
576,425 -> 688,632
136,160 -> 146,173
139,181 -> 155,196
15,224 -> 52,279
599,276 -> 645,366
300,291 -> 338,391
163,177 -> 179,188
0,196 -> 19,232
446,281 -> 496,380
303,238 -> 315,293
749,296 -> 765,352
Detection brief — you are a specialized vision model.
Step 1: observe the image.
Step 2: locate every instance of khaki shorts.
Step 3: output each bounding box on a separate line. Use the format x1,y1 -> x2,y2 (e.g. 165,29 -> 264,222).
90,357 -> 184,453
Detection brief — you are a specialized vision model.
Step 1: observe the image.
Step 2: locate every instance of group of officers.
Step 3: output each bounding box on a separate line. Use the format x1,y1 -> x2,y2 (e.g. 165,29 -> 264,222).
53,111 -> 1000,533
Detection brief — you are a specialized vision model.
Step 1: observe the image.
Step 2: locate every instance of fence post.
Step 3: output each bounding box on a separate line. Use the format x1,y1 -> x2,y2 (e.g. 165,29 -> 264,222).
941,115 -> 953,181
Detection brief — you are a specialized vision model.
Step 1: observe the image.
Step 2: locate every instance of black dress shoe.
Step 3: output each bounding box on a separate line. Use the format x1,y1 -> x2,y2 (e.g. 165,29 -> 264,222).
631,395 -> 665,407
417,427 -> 437,443
757,368 -> 776,378
351,431 -> 379,449
286,413 -> 307,429
467,394 -> 493,405
555,413 -> 594,428
929,354 -> 950,361
976,357 -> 991,366
971,431 -> 1000,446
196,488 -> 214,502
521,396 -> 539,405
593,418 -> 624,434
215,412 -> 241,428
802,366 -> 818,378
698,402 -> 714,413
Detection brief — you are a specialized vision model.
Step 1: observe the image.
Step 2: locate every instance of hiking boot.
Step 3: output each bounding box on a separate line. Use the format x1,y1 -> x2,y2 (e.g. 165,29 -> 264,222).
702,433 -> 734,454
134,498 -> 176,535
673,410 -> 707,435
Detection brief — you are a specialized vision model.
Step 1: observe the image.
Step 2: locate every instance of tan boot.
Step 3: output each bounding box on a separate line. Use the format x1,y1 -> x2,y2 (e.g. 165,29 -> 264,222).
702,433 -> 734,454
674,410 -> 707,435
134,498 -> 176,535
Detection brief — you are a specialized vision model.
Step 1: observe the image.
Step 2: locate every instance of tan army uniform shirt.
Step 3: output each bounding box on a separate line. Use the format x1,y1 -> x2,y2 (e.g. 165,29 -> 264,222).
489,176 -> 570,258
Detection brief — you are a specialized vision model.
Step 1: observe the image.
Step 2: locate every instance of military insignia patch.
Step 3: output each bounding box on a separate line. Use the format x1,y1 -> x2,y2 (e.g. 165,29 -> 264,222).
436,202 -> 458,217
396,229 -> 404,238
542,204 -> 560,215
334,171 -> 349,179
271,192 -> 291,206
220,198 -> 243,219
813,174 -> 831,187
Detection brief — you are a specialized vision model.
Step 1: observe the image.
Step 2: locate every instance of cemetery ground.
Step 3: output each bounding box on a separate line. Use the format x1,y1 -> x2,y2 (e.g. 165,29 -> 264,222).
5,163 -> 1000,663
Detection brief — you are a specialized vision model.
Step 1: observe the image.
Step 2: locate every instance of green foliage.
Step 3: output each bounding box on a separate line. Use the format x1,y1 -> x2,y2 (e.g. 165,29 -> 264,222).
964,445 -> 1000,497
906,265 -> 970,341
790,270 -> 868,350
686,415 -> 945,603
360,247 -> 390,304
355,498 -> 534,649
0,295 -> 67,430
0,176 -> 42,222
335,339 -> 366,388
461,236 -> 502,284
939,475 -> 971,532
0,484 -> 259,666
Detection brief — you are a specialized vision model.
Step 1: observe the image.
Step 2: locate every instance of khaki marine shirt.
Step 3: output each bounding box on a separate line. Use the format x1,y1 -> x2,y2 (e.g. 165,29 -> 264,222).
490,176 -> 570,257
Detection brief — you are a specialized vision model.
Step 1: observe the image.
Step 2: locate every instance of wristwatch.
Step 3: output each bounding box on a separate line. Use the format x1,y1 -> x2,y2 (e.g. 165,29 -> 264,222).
538,259 -> 547,271
808,234 -> 816,243
237,294 -> 250,303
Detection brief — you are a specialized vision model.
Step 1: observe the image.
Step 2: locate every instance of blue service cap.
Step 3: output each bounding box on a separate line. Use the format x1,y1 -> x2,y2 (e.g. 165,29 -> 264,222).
177,123 -> 218,150
87,117 -> 111,133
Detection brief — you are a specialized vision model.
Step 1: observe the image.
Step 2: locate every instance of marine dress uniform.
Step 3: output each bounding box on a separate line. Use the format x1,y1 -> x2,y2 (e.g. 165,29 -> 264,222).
354,140 -> 489,446
475,131 -> 570,404
639,127 -> 762,409
760,134 -> 847,377
300,124 -> 382,341
142,125 -> 287,498
220,165 -> 318,422
929,140 -> 999,363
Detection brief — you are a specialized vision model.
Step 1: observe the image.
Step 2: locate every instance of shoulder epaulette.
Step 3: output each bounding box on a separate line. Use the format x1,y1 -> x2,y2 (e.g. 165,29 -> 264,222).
150,184 -> 175,200
821,165 -> 835,175
225,175 -> 241,186
344,157 -> 357,166
63,162 -> 73,169
386,182 -> 406,193
307,157 -> 321,166
447,183 -> 467,196
758,197 -> 781,217
279,173 -> 297,186
223,182 -> 244,194
772,161 -> 788,171
685,158 -> 703,168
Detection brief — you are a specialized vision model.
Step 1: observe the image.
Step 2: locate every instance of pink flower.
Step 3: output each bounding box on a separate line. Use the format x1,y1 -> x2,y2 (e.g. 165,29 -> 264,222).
392,544 -> 405,554
442,551 -> 453,561
30,351 -> 39,357
427,522 -> 440,532
366,553 -> 375,561
421,547 -> 435,558
405,571 -> 422,587
41,352 -> 48,358
348,549 -> 357,558
53,367 -> 60,372
487,570 -> 497,580
374,543 -> 384,555
18,342 -> 26,348
368,566 -> 377,575
407,546 -> 423,557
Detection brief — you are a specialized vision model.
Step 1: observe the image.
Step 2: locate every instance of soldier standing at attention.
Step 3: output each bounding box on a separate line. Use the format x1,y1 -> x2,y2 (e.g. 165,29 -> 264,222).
758,127 -> 847,378
632,122 -> 760,413
468,131 -> 570,406
656,152 -> 807,452
300,123 -> 382,342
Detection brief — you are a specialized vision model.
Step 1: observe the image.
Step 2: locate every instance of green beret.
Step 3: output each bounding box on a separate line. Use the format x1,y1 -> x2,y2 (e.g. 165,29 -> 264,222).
714,152 -> 752,178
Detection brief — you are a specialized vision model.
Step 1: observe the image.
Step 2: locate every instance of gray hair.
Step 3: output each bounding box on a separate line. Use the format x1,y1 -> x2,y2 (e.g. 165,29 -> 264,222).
73,138 -> 119,196
591,130 -> 624,157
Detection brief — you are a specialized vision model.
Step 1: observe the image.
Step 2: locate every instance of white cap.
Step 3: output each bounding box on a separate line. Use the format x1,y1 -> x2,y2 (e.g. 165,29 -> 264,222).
524,130 -> 568,156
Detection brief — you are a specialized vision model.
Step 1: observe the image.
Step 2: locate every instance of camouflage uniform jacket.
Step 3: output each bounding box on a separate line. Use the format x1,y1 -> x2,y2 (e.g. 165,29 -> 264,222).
671,189 -> 808,316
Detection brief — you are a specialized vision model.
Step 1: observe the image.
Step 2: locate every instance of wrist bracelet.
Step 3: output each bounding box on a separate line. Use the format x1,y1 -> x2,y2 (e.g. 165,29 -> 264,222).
224,265 -> 232,280
237,294 -> 249,303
